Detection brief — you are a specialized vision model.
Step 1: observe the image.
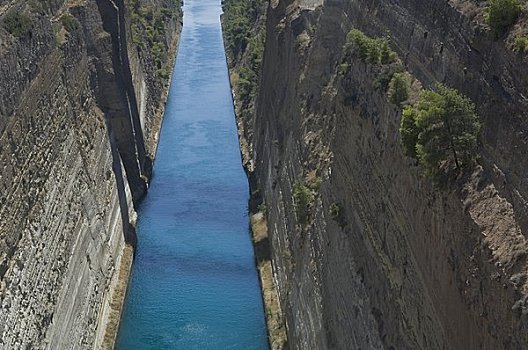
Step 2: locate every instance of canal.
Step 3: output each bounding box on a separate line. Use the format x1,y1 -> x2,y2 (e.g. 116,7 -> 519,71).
116,0 -> 269,348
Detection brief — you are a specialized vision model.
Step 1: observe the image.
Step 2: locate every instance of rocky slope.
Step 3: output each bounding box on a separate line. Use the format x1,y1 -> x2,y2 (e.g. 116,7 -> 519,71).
0,0 -> 180,348
226,0 -> 528,348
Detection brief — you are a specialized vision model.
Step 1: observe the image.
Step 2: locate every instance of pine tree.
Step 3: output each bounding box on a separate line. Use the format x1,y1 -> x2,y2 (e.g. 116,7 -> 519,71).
400,84 -> 481,178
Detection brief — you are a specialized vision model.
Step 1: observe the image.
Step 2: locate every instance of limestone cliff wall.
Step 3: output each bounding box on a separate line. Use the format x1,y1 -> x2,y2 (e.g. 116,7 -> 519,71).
229,0 -> 528,348
0,0 -> 180,348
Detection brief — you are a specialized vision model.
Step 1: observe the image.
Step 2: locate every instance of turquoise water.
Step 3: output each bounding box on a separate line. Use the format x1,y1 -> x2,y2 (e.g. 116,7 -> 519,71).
115,0 -> 269,348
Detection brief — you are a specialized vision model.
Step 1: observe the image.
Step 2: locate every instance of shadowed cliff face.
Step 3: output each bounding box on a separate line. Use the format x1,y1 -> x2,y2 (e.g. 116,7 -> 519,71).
226,0 -> 528,348
95,0 -> 149,205
0,0 -> 180,348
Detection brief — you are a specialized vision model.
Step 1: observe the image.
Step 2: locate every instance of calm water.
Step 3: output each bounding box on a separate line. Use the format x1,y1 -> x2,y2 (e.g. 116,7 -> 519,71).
116,0 -> 268,348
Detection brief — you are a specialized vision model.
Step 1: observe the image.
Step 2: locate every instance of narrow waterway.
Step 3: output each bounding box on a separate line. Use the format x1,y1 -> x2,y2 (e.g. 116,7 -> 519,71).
116,0 -> 268,348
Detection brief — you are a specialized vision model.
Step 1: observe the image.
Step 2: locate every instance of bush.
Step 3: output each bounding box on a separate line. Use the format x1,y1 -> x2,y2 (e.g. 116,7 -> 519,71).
329,203 -> 346,229
485,0 -> 522,37
308,176 -> 322,191
514,35 -> 528,51
338,63 -> 350,74
61,14 -> 79,33
3,12 -> 32,38
400,106 -> 420,158
293,182 -> 314,225
346,29 -> 397,64
399,84 -> 481,178
388,73 -> 410,106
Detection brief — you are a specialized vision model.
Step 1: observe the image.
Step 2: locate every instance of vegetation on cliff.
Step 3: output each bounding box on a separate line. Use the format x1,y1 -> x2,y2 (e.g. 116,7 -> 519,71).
223,0 -> 266,111
329,203 -> 346,229
127,0 -> 180,78
388,73 -> 410,106
2,12 -> 33,38
342,30 -> 480,180
514,35 -> 528,51
345,29 -> 397,65
400,84 -> 481,179
60,14 -> 79,33
485,0 -> 522,37
223,0 -> 262,57
342,28 -> 411,105
293,182 -> 314,226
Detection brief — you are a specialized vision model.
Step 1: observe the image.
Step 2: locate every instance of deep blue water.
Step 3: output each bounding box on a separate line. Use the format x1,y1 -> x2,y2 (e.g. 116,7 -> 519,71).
116,0 -> 268,348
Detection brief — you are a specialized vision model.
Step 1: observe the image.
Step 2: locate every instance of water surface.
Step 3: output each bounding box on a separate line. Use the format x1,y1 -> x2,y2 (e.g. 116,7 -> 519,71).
116,0 -> 268,348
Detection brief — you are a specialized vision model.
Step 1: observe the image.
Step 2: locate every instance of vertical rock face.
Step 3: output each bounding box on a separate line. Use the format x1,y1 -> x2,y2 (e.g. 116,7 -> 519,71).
0,0 -> 180,348
228,0 -> 528,348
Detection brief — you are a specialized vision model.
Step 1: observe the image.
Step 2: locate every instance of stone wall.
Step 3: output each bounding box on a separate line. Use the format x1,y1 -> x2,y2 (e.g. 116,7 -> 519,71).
0,0 -> 180,348
229,0 -> 528,348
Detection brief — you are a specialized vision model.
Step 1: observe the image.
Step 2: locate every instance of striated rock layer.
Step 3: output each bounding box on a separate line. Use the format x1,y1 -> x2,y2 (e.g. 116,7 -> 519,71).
229,0 -> 528,348
0,0 -> 181,348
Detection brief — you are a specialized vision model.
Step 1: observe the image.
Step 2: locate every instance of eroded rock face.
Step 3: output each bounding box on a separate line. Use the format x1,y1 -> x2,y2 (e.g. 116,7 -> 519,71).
0,0 -> 180,348
230,0 -> 528,348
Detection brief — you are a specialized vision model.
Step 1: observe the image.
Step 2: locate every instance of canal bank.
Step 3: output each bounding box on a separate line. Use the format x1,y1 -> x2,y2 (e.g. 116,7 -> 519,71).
116,0 -> 269,348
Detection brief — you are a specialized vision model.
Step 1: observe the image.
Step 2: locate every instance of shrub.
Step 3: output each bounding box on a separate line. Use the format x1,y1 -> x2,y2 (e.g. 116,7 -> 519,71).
514,35 -> 528,51
399,84 -> 481,178
293,182 -> 314,225
346,29 -> 397,64
485,0 -> 522,37
3,12 -> 32,38
29,0 -> 55,15
329,203 -> 346,228
388,72 -> 410,106
308,177 -> 322,191
338,63 -> 350,74
61,14 -> 79,33
257,202 -> 268,214
400,106 -> 420,158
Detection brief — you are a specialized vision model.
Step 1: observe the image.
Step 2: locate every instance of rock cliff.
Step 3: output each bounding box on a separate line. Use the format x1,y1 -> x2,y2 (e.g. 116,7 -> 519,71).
0,0 -> 180,348
226,0 -> 528,348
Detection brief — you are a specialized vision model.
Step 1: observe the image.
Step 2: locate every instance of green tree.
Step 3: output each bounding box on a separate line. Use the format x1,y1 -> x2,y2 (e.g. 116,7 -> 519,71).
3,12 -> 32,38
399,84 -> 481,178
388,73 -> 410,106
400,106 -> 420,157
485,0 -> 522,37
345,29 -> 397,64
293,182 -> 314,225
514,35 -> 528,51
